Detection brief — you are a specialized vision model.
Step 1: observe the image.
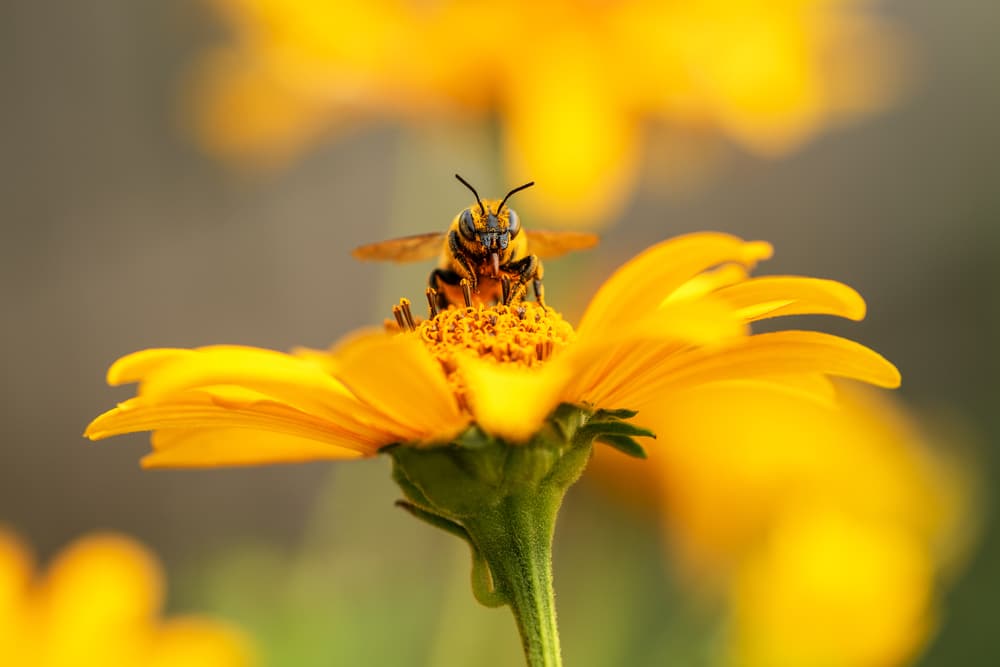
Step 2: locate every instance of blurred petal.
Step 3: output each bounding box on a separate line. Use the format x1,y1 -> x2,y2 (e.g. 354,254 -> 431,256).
39,534 -> 163,666
146,617 -> 255,667
505,38 -> 638,227
460,356 -> 571,444
0,528 -> 32,660
731,510 -> 933,667
632,381 -> 847,574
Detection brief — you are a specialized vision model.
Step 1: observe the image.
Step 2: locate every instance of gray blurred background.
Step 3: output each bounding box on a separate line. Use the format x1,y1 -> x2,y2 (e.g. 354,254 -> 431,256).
1,1 -> 997,665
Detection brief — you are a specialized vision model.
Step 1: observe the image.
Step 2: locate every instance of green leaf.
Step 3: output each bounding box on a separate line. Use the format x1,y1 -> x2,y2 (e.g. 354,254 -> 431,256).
596,434 -> 648,459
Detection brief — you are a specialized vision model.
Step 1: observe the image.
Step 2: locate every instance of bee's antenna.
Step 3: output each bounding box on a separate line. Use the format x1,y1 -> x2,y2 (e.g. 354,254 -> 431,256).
455,174 -> 486,216
497,181 -> 535,214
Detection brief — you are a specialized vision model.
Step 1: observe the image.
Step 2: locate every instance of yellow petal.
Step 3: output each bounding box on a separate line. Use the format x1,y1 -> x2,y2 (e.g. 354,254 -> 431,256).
137,346 -> 351,400
715,276 -> 867,322
599,331 -> 899,411
459,354 -> 571,443
146,617 -> 255,667
578,233 -> 772,338
113,346 -> 396,433
107,348 -> 195,386
142,427 -> 365,469
289,346 -> 341,375
748,374 -> 838,406
86,389 -> 386,455
291,326 -> 389,376
564,297 -> 748,407
665,330 -> 901,392
333,334 -> 469,443
640,296 -> 749,345
666,263 -> 751,304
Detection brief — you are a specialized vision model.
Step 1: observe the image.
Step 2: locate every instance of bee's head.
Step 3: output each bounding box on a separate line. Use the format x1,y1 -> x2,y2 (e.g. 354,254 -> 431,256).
457,203 -> 520,253
454,175 -> 533,261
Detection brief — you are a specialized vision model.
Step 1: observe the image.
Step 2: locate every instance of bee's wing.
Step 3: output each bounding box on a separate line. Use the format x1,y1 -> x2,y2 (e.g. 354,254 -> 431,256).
352,232 -> 447,263
525,230 -> 600,259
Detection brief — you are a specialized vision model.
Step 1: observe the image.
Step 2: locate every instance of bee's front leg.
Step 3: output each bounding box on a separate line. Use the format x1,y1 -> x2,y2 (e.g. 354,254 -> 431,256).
505,255 -> 542,306
429,268 -> 462,310
532,279 -> 545,308
447,230 -> 478,292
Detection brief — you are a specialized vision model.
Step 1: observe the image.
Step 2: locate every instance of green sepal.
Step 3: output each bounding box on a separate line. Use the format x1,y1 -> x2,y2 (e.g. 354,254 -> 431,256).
595,434 -> 648,459
470,545 -> 508,608
395,500 -> 508,608
576,419 -> 656,442
390,442 -> 504,518
591,408 -> 639,421
453,424 -> 494,450
394,500 -> 469,541
548,402 -> 590,441
390,454 -> 435,509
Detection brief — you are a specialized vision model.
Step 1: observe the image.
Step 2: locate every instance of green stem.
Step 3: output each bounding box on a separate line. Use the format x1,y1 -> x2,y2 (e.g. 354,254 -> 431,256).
387,406 -> 651,666
465,493 -> 562,667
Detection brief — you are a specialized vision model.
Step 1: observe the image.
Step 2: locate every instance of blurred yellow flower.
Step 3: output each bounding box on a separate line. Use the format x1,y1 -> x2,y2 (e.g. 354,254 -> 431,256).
592,381 -> 973,667
189,0 -> 901,225
730,508 -> 934,667
86,232 -> 898,467
0,528 -> 254,667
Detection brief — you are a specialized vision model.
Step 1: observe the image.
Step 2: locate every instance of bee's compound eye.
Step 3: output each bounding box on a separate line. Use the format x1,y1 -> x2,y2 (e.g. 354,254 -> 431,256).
507,210 -> 520,237
459,209 -> 477,240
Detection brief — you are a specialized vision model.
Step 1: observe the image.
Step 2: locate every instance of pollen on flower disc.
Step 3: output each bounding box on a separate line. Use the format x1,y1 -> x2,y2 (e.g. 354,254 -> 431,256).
416,303 -> 575,372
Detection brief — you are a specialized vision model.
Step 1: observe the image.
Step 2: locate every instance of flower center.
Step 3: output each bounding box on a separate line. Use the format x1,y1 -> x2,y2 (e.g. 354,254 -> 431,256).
416,302 -> 575,371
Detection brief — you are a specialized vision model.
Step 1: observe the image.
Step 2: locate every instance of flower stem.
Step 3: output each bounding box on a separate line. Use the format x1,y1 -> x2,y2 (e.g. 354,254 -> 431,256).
387,406 -> 652,666
465,492 -> 562,667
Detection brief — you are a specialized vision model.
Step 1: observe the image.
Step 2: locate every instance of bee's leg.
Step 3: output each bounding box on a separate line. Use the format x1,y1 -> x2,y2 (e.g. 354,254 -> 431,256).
504,255 -> 540,305
532,280 -> 545,308
430,268 -> 462,310
447,230 -> 478,292
531,259 -> 546,307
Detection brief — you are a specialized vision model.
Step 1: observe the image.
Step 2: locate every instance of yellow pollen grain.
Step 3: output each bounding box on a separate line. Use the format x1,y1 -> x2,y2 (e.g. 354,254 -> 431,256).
416,302 -> 575,372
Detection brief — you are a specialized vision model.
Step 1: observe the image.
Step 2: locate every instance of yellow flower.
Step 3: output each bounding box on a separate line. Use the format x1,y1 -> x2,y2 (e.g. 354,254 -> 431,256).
603,381 -> 969,576
591,379 -> 973,667
85,231 -> 904,666
730,508 -> 935,667
0,527 -> 254,667
86,232 -> 898,467
189,0 -> 901,225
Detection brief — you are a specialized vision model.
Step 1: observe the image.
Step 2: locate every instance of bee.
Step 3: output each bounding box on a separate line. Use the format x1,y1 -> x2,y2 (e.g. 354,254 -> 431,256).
352,174 -> 599,311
